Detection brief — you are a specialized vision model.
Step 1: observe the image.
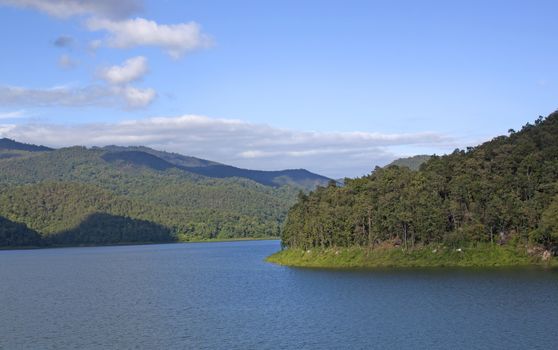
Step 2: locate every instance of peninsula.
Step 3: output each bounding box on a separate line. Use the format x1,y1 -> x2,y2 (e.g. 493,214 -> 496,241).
268,112 -> 558,268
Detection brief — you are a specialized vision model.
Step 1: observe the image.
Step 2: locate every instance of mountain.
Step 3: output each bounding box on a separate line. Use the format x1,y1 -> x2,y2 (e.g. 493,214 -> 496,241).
387,155 -> 432,170
0,141 -> 329,247
99,145 -> 219,168
99,145 -> 330,188
179,165 -> 330,188
0,138 -> 53,161
280,112 -> 558,259
0,138 -> 52,152
0,140 -> 331,189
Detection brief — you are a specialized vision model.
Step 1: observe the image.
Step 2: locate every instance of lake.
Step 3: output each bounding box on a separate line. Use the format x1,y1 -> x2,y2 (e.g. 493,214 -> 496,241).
1,240 -> 557,349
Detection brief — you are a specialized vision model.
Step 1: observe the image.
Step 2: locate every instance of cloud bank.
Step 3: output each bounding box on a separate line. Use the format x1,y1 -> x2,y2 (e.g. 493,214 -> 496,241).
0,55 -> 156,109
0,0 -> 142,18
0,84 -> 154,109
0,115 -> 455,178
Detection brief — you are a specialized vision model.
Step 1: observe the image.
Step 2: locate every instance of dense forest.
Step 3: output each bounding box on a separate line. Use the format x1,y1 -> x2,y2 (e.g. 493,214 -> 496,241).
282,112 -> 558,255
0,142 -> 329,247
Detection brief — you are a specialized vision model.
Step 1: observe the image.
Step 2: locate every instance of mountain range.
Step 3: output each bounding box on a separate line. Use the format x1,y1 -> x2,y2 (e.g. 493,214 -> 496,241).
0,140 -> 330,188
0,139 -> 330,246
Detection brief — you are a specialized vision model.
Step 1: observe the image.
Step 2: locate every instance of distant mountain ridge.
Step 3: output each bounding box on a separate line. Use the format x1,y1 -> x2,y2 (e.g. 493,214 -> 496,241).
0,139 -> 330,189
0,138 -> 52,152
99,145 -> 219,168
100,145 -> 330,188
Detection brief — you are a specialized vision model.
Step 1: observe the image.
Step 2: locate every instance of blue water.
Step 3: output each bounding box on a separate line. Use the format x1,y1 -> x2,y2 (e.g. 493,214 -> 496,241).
1,240 -> 557,349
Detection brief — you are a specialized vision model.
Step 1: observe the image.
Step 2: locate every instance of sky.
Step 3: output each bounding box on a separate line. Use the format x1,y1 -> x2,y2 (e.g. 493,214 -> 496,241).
0,0 -> 556,178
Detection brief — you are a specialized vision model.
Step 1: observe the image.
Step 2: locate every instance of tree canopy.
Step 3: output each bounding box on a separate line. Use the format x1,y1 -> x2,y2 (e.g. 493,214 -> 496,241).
282,112 -> 558,252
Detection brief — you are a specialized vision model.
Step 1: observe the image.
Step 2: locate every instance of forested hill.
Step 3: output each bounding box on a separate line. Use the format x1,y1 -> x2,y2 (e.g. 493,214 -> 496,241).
0,142 -> 329,247
282,112 -> 558,255
99,145 -> 331,188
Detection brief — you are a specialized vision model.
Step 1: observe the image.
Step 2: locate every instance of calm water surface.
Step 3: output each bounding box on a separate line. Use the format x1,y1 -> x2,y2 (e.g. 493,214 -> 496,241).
1,240 -> 557,349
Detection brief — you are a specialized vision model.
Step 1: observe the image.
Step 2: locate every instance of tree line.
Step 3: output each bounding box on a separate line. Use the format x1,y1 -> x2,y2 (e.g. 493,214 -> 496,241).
282,112 -> 558,252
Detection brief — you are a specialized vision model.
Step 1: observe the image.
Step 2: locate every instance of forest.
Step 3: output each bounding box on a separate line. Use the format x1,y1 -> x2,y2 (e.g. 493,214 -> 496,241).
0,143 -> 328,247
281,112 -> 558,257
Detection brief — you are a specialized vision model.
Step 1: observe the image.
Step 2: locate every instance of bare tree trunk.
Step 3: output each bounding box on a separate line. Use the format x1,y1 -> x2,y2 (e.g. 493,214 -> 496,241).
368,210 -> 373,248
403,222 -> 408,250
320,226 -> 325,248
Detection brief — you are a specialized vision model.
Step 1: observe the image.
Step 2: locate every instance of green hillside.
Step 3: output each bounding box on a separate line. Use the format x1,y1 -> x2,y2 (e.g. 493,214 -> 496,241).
273,112 -> 558,267
0,143 -> 328,246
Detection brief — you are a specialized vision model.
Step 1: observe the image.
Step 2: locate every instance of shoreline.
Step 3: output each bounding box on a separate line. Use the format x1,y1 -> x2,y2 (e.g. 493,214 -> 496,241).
266,244 -> 558,269
0,237 -> 280,251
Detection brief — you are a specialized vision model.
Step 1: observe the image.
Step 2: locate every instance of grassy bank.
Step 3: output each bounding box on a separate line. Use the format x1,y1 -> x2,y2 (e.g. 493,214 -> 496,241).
266,244 -> 558,268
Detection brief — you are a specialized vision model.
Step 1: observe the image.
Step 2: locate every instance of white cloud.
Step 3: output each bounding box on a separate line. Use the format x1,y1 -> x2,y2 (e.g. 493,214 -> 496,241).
87,17 -> 211,58
0,115 -> 456,178
0,0 -> 141,18
116,86 -> 156,108
95,56 -> 155,107
98,56 -> 148,85
0,84 -> 155,109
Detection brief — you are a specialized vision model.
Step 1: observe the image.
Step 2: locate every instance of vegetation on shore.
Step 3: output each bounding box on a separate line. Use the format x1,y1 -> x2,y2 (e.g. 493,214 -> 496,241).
274,112 -> 558,267
0,236 -> 278,251
267,243 -> 558,268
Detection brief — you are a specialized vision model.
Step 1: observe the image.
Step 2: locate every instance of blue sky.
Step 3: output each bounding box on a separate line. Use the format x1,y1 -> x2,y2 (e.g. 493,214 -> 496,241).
0,0 -> 556,178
